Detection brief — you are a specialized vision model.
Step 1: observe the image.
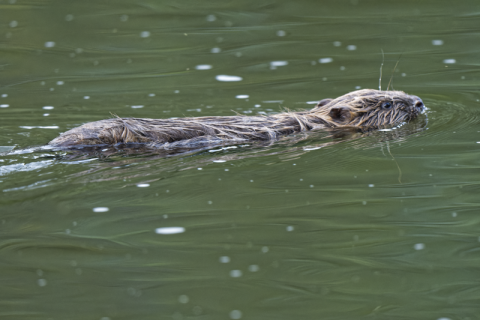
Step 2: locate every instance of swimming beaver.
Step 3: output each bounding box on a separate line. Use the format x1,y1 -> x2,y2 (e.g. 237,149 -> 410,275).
48,89 -> 425,149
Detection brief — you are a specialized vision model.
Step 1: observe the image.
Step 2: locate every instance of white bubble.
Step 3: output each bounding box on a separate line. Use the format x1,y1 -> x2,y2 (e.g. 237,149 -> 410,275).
219,256 -> 230,263
437,318 -> 451,320
216,75 -> 243,82
206,14 -> 216,22
211,47 -> 221,53
270,61 -> 288,67
235,95 -> 249,99
333,41 -> 341,47
195,64 -> 212,70
213,160 -> 226,163
42,106 -> 54,110
137,183 -> 150,187
286,226 -> 294,232
229,310 -> 242,319
93,207 -> 109,213
140,31 -> 150,38
368,184 -> 374,187
414,243 -> 425,250
9,21 -> 18,28
319,57 -> 333,64
43,113 -> 49,116
432,40 -> 444,45
131,105 -> 144,109
0,104 -> 9,108
84,96 -> 90,99
178,295 -> 189,304
37,279 -> 47,287
19,125 -> 59,129
148,93 -> 155,97
261,246 -> 269,253
44,41 -> 56,48
443,59 -> 456,64
1,94 -> 7,98
155,227 -> 185,235
75,48 -> 83,54
230,270 -> 242,277
276,30 -> 286,37
347,45 -> 357,51
248,265 -> 259,272
56,81 -> 64,85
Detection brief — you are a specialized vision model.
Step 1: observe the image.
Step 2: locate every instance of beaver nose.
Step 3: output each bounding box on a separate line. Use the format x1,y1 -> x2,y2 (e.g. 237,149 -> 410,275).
414,99 -> 425,112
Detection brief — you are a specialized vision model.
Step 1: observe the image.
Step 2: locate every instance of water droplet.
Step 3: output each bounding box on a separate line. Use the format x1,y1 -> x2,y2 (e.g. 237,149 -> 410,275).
319,58 -> 333,64
155,227 -> 185,235
219,256 -> 230,263
216,75 -> 243,82
178,295 -> 189,304
137,183 -> 150,187
230,310 -> 242,319
37,279 -> 47,287
206,15 -> 216,22
414,243 -> 425,250
195,64 -> 212,70
248,265 -> 259,272
230,270 -> 242,277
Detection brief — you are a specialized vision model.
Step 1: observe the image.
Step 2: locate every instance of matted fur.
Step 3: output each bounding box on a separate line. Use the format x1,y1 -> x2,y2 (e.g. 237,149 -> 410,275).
49,89 -> 424,149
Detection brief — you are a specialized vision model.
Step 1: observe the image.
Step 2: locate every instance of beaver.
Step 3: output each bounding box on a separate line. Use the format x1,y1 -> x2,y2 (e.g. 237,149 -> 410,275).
48,89 -> 425,149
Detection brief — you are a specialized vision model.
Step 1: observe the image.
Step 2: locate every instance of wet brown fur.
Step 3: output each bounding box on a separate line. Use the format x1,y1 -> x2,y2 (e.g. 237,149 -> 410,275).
49,89 -> 424,149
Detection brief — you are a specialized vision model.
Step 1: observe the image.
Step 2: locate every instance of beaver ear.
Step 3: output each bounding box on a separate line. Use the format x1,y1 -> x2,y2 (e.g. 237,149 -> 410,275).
315,99 -> 333,108
329,106 -> 352,123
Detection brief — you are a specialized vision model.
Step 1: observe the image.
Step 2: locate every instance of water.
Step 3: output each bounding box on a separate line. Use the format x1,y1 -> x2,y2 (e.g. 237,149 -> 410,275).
2,0 -> 480,319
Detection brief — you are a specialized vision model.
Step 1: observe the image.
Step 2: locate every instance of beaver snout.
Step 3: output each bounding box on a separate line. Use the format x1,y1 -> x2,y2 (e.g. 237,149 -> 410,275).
413,97 -> 425,113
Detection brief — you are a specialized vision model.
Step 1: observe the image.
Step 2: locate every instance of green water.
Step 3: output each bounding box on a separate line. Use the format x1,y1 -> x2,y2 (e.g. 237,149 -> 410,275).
2,1 -> 480,319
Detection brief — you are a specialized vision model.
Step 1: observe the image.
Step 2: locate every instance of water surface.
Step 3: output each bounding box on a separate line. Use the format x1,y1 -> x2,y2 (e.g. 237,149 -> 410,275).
1,1 -> 480,319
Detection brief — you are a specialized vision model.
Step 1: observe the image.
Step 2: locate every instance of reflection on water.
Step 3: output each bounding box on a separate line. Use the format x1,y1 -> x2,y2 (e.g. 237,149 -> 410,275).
2,0 -> 480,319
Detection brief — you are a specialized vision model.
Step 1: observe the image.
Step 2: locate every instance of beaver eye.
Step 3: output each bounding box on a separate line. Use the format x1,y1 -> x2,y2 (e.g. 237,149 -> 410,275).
382,102 -> 393,110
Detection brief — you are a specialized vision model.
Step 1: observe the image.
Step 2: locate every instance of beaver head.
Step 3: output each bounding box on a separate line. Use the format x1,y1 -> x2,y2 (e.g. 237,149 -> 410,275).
313,89 -> 425,128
